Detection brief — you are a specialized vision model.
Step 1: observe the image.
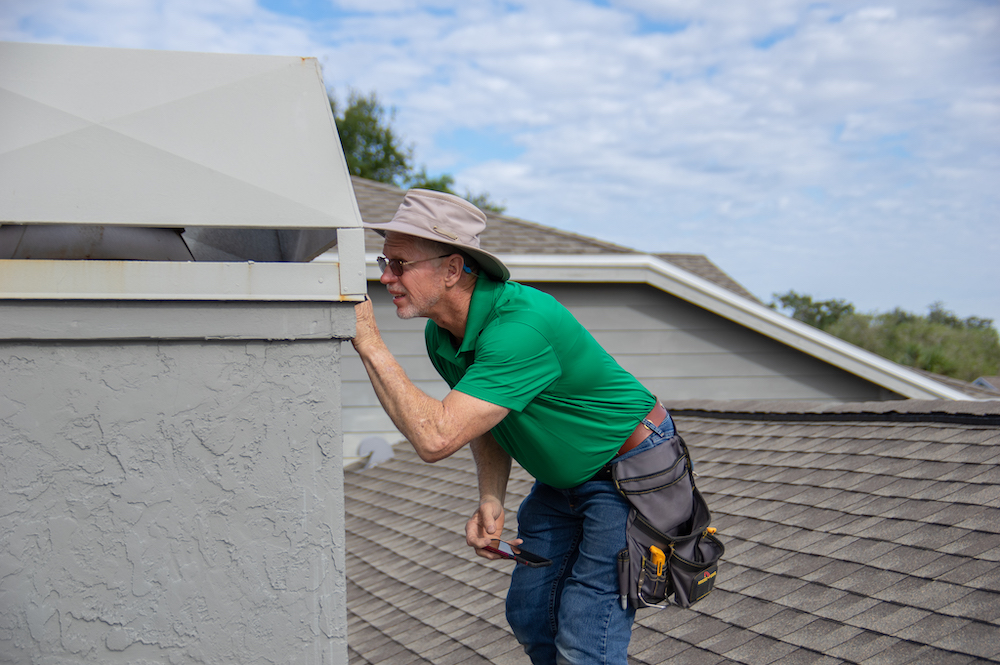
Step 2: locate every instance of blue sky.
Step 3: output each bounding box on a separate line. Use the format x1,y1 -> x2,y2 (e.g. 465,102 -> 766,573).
3,0 -> 998,327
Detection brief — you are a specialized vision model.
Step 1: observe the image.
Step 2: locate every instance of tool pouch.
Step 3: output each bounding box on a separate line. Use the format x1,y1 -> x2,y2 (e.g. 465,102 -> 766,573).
614,433 -> 724,609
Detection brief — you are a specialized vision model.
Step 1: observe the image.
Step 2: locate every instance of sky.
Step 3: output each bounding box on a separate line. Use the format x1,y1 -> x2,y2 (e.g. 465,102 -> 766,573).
3,0 -> 998,325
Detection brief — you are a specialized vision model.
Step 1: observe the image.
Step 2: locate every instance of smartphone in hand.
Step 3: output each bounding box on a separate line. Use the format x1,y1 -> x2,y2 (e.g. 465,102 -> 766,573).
483,539 -> 552,567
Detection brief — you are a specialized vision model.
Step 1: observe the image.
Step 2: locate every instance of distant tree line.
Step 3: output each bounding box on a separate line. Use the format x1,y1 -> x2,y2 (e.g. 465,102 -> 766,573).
771,291 -> 1000,382
330,90 -> 505,213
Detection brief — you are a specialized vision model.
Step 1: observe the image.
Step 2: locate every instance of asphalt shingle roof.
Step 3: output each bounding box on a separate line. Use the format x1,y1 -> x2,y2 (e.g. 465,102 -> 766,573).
345,399 -> 1000,664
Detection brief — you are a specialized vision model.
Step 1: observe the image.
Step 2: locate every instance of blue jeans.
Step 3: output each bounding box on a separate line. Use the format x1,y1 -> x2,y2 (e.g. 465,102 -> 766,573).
506,414 -> 675,665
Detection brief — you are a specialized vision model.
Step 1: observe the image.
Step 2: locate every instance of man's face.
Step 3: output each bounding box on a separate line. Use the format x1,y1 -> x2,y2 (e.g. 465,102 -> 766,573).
380,233 -> 447,320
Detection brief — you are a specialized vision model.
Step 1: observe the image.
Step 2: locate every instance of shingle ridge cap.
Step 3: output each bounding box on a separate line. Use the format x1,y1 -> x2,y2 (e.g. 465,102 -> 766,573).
485,212 -> 638,254
666,399 -> 1000,425
655,251 -> 710,260
350,174 -> 406,193
349,175 -> 638,253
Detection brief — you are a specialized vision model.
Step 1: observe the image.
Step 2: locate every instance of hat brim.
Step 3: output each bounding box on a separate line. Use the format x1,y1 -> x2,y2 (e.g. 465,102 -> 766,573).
366,220 -> 510,281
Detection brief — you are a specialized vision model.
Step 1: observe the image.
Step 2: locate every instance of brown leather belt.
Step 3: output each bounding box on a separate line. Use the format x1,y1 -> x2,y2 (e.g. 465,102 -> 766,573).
586,401 -> 668,484
617,401 -> 668,457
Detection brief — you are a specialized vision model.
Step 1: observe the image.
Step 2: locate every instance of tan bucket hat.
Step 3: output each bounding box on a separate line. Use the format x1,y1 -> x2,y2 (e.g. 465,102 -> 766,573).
365,189 -> 510,281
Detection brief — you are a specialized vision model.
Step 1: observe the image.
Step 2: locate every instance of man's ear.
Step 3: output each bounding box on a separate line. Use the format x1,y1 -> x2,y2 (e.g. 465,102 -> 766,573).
442,254 -> 467,286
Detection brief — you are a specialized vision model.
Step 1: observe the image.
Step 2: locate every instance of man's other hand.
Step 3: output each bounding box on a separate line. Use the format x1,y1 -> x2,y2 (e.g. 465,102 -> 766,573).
467,498 -> 521,559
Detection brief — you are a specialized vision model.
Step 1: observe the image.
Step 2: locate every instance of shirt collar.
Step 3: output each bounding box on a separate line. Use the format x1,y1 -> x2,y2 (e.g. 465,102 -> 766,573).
457,276 -> 502,354
432,277 -> 503,366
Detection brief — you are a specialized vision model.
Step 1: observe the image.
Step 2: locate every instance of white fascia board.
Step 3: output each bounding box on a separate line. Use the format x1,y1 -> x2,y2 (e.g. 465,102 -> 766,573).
501,254 -> 973,401
0,259 -> 365,302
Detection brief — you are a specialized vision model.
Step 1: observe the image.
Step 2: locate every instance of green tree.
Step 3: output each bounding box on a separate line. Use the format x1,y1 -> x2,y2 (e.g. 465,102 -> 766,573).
406,167 -> 455,193
770,290 -> 855,329
329,90 -> 506,213
406,167 -> 507,213
770,292 -> 1000,382
463,191 -> 507,214
331,91 -> 411,185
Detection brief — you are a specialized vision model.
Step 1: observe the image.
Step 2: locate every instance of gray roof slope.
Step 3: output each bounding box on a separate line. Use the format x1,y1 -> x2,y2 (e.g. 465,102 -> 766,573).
974,377 -> 1000,394
345,400 -> 1000,664
350,176 -> 756,300
906,369 -> 1000,400
655,253 -> 761,303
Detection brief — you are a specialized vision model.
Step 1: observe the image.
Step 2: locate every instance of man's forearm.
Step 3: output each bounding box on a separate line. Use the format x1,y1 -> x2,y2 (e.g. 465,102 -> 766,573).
471,432 -> 511,506
356,335 -> 454,459
354,330 -> 509,466
353,299 -> 509,462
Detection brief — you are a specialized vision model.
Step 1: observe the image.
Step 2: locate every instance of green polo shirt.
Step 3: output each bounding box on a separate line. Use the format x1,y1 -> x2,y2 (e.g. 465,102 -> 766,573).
426,277 -> 655,488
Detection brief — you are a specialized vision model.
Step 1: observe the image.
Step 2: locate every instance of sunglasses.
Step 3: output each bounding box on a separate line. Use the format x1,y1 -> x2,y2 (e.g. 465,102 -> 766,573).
377,254 -> 452,277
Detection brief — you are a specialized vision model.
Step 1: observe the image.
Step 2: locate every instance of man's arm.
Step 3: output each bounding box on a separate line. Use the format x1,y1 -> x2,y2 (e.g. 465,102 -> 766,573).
466,431 -> 520,558
352,299 -> 509,462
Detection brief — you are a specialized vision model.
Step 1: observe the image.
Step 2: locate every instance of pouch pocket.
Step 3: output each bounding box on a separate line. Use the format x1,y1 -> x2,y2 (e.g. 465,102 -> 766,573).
668,532 -> 723,607
637,547 -> 672,607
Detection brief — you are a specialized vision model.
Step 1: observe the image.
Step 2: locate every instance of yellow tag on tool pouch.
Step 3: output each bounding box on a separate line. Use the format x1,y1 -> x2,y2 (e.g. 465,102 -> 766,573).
650,546 -> 666,576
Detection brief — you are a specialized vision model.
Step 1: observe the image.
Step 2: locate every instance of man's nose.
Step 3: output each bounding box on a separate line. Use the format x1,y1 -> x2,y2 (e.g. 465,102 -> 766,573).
380,269 -> 397,285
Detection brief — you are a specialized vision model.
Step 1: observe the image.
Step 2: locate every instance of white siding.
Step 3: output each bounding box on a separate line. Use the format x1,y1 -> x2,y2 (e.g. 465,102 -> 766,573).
548,282 -> 893,403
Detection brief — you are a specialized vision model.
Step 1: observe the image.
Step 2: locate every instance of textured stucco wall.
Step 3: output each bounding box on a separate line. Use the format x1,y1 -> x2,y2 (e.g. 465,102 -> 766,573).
0,331 -> 348,663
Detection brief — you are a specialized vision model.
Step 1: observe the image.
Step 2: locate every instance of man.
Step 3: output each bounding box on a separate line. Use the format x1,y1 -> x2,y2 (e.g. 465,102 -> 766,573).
352,189 -> 676,665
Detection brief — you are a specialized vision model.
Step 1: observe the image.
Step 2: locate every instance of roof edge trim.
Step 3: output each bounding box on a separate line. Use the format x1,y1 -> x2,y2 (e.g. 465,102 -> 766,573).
669,408 -> 1000,426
